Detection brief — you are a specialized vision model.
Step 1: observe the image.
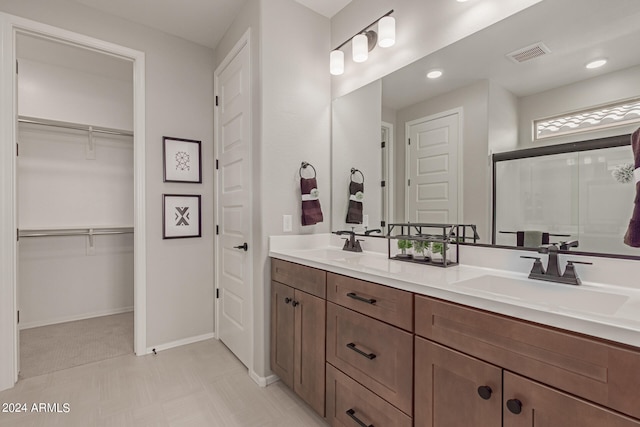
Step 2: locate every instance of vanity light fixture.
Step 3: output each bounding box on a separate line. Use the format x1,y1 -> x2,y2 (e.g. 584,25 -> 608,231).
329,10 -> 394,75
586,58 -> 607,69
427,69 -> 443,79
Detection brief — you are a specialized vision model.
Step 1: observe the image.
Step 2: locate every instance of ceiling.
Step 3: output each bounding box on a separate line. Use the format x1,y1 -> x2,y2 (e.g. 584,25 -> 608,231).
71,0 -> 351,50
382,0 -> 640,110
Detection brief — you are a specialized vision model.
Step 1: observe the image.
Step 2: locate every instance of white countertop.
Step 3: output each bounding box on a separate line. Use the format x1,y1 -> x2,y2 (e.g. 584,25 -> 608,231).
269,236 -> 640,348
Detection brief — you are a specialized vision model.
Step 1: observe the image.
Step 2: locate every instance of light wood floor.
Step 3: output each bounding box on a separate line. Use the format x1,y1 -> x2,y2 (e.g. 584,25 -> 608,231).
0,339 -> 328,427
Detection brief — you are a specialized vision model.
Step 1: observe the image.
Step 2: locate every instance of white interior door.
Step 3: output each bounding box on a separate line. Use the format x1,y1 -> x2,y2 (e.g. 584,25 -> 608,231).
406,111 -> 461,223
215,33 -> 252,369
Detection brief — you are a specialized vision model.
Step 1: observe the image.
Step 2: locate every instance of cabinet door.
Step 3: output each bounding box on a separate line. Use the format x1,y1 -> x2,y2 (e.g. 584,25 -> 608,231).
415,337 -> 502,427
293,289 -> 326,417
270,281 -> 295,389
503,371 -> 640,427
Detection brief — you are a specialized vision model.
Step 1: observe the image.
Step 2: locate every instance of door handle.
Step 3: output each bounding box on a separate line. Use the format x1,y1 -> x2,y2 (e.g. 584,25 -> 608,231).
233,242 -> 248,251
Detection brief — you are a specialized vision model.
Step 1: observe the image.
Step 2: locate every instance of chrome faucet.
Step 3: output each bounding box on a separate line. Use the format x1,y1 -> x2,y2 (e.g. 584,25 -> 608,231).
335,230 -> 363,252
521,244 -> 591,285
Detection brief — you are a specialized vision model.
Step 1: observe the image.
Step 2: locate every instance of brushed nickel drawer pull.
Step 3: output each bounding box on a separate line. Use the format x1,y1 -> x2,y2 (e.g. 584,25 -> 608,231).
347,342 -> 376,360
346,409 -> 373,427
346,292 -> 377,304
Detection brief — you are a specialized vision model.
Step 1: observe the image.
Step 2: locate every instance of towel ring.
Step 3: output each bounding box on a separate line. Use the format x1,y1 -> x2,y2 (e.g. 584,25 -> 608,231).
350,168 -> 364,183
300,161 -> 317,179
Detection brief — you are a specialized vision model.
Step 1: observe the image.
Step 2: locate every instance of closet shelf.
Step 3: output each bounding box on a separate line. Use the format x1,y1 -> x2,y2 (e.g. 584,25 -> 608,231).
18,115 -> 133,137
18,226 -> 134,238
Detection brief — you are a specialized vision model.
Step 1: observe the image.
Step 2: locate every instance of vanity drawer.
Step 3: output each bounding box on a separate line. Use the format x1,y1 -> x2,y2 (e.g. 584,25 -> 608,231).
326,363 -> 412,427
327,272 -> 413,331
415,294 -> 640,420
327,302 -> 413,415
271,258 -> 326,298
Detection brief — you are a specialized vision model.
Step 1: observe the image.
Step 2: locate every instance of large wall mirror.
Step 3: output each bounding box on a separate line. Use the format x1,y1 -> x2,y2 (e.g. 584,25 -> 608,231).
331,0 -> 640,257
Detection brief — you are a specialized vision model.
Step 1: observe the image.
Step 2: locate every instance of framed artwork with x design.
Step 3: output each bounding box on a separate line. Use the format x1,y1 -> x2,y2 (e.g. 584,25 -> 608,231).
163,194 -> 201,239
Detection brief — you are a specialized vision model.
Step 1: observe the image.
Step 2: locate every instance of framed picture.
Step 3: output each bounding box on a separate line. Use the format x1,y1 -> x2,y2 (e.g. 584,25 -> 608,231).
163,194 -> 201,239
163,136 -> 202,183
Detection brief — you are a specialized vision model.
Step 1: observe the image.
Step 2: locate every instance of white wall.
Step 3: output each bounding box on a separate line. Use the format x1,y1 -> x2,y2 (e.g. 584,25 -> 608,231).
395,80 -> 490,242
17,58 -> 133,130
330,0 -> 543,99
517,64 -> 640,147
215,0 -> 330,379
0,0 -> 216,355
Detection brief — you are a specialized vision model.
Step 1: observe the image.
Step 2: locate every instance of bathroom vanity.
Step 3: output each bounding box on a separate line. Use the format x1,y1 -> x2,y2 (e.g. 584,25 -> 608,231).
269,242 -> 640,426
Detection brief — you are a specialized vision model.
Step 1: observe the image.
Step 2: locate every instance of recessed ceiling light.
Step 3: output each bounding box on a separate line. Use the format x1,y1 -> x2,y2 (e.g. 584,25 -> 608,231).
586,59 -> 607,69
427,70 -> 443,79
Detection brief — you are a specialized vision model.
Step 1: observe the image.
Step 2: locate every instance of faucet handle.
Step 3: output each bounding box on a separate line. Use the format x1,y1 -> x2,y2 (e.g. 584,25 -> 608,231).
520,256 -> 546,276
561,260 -> 592,285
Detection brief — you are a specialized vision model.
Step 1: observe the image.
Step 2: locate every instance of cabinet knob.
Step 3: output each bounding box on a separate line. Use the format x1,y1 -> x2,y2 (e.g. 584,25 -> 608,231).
506,399 -> 523,415
284,297 -> 292,304
291,300 -> 299,307
477,385 -> 492,400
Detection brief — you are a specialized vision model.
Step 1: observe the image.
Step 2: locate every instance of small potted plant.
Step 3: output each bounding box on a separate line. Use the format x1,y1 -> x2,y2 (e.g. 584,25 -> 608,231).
412,240 -> 428,261
397,239 -> 412,258
430,241 -> 449,263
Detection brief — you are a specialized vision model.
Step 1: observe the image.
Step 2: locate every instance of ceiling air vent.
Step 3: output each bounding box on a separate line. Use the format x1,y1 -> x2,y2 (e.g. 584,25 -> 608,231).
507,42 -> 550,63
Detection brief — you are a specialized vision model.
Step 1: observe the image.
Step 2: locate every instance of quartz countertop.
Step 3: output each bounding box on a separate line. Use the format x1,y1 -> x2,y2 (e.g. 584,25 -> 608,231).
269,240 -> 640,348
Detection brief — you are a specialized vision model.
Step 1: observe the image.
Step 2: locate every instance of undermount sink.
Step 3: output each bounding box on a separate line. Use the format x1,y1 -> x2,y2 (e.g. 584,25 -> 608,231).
454,275 -> 629,315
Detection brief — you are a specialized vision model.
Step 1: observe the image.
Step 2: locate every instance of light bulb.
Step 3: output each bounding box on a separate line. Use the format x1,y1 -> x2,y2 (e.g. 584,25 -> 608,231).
352,34 -> 368,63
378,16 -> 395,48
330,50 -> 344,75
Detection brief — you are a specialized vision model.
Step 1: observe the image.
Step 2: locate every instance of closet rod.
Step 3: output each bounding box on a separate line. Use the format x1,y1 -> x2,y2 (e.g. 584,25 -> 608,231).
19,227 -> 134,238
18,115 -> 134,137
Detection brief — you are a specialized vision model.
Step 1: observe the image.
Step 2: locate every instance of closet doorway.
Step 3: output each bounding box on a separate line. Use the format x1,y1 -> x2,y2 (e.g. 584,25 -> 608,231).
16,33 -> 135,379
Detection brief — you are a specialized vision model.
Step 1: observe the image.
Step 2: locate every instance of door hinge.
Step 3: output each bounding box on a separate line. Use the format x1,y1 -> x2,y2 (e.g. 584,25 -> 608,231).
16,60 -> 18,74
216,289 -> 219,299
16,143 -> 18,157
408,138 -> 411,145
381,220 -> 386,227
17,310 -> 20,324
215,96 -> 219,106
216,159 -> 219,170
408,179 -> 411,186
381,141 -> 386,148
216,225 -> 219,235
381,180 -> 386,187
17,228 -> 19,242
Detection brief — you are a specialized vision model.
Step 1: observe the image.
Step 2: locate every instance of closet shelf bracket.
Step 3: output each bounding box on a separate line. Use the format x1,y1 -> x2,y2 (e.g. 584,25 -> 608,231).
86,126 -> 96,160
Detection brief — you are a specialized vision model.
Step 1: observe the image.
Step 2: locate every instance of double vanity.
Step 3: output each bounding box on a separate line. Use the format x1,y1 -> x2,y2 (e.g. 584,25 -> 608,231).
269,235 -> 640,426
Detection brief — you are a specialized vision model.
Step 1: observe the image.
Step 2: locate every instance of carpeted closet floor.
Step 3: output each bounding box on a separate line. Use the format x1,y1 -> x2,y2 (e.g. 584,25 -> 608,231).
19,312 -> 133,379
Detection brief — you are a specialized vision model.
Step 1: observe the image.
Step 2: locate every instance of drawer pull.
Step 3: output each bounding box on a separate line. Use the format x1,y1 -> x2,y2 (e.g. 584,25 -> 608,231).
346,292 -> 377,305
347,342 -> 377,360
284,297 -> 292,304
477,385 -> 492,400
346,409 -> 373,427
291,300 -> 299,307
506,399 -> 523,415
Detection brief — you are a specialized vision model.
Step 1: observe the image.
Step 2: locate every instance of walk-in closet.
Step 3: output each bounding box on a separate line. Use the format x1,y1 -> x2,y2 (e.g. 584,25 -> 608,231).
16,33 -> 134,378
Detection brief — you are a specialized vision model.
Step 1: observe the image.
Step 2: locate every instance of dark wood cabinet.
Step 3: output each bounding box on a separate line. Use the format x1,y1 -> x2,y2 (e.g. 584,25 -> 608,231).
503,371 -> 640,427
415,337 -> 502,427
270,260 -> 326,417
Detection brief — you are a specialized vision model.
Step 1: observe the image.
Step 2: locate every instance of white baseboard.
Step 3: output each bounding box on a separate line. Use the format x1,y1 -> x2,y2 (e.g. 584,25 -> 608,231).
19,307 -> 134,330
249,370 -> 279,388
145,332 -> 215,355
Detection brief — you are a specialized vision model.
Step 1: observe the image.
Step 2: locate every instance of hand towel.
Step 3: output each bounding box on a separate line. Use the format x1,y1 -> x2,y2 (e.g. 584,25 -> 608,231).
346,180 -> 364,224
517,230 -> 549,248
301,177 -> 323,226
624,127 -> 640,247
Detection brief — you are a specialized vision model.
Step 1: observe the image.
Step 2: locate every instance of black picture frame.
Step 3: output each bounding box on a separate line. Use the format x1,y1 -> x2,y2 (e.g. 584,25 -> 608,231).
162,194 -> 202,239
163,136 -> 202,183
